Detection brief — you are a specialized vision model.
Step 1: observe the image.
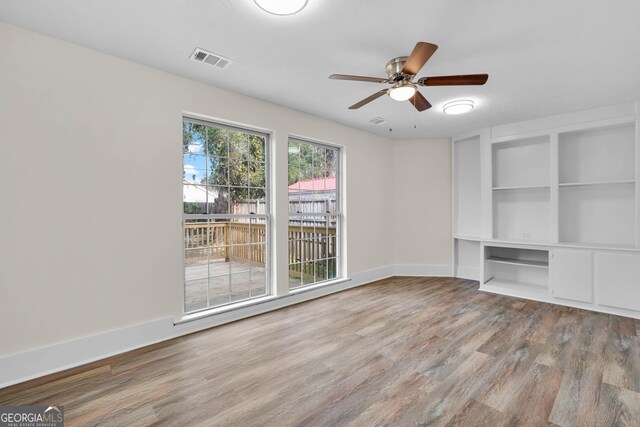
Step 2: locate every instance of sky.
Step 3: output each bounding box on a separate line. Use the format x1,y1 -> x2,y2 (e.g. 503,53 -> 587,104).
183,141 -> 207,184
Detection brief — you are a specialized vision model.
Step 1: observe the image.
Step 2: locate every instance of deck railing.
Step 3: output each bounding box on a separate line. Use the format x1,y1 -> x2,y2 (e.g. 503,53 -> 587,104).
185,222 -> 336,271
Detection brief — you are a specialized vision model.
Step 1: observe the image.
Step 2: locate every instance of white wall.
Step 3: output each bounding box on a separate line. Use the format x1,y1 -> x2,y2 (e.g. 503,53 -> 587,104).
0,21 -> 417,358
392,139 -> 453,270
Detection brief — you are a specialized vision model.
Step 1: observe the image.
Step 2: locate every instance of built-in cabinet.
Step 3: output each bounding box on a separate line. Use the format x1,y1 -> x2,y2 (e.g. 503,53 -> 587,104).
595,252 -> 640,312
550,249 -> 592,303
453,101 -> 640,319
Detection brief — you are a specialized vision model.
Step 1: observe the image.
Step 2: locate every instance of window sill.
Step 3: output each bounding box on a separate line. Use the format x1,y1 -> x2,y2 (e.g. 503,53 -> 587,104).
175,277 -> 351,325
289,277 -> 351,294
176,295 -> 278,325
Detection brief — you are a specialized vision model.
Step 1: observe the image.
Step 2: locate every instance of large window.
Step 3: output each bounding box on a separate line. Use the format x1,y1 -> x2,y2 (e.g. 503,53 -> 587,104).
288,138 -> 341,288
183,118 -> 269,313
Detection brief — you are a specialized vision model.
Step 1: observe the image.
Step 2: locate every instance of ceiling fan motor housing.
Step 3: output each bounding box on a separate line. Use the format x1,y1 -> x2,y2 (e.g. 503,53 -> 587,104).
386,56 -> 412,81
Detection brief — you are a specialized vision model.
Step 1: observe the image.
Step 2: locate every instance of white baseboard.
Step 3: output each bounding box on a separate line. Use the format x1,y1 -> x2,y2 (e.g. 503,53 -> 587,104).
479,285 -> 640,320
454,266 -> 480,281
0,317 -> 176,390
0,265 -> 394,389
393,264 -> 453,277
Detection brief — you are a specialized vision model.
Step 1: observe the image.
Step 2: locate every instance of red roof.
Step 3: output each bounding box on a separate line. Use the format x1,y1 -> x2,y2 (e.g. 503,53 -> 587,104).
289,176 -> 336,192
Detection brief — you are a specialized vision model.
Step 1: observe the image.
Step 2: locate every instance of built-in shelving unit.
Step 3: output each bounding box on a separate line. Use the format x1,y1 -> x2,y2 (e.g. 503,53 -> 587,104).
452,101 -> 640,319
492,136 -> 551,242
483,246 -> 549,297
558,122 -> 636,247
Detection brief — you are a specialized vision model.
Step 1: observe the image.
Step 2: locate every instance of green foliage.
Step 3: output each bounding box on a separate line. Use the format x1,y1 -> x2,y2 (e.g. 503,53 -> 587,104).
183,122 -> 338,210
183,122 -> 267,204
183,202 -> 198,214
288,141 -> 337,186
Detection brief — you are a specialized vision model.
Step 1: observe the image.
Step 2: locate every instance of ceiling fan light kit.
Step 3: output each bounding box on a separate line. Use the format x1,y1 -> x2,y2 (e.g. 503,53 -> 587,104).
389,83 -> 417,101
253,0 -> 308,16
329,42 -> 488,113
443,99 -> 474,115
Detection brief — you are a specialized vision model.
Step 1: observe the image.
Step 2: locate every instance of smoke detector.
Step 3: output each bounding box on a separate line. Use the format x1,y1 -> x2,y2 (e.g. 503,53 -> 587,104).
190,48 -> 233,70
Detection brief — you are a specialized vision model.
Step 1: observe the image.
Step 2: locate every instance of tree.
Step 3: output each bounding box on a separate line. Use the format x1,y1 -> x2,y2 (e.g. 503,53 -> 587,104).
184,122 -> 337,212
183,122 -> 266,210
288,141 -> 336,186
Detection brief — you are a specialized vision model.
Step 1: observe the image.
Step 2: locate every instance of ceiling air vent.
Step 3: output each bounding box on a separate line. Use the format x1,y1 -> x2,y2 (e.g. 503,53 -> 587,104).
190,48 -> 233,70
370,117 -> 385,125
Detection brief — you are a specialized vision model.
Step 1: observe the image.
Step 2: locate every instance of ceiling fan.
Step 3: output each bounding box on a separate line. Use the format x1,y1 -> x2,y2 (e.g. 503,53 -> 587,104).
329,42 -> 488,112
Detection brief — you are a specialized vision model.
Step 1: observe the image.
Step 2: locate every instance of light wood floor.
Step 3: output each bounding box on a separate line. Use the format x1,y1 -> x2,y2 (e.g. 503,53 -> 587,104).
2,277 -> 640,426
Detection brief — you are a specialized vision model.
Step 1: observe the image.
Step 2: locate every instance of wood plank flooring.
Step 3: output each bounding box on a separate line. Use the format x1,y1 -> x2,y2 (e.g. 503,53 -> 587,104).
2,277 -> 640,426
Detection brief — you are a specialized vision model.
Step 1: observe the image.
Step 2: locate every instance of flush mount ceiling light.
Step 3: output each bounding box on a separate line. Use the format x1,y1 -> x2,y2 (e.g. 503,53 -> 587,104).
254,0 -> 308,15
443,99 -> 474,115
388,83 -> 417,102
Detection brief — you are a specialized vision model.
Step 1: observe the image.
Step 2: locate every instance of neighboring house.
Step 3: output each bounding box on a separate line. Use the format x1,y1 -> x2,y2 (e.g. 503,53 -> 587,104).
288,176 -> 336,197
183,179 -> 219,212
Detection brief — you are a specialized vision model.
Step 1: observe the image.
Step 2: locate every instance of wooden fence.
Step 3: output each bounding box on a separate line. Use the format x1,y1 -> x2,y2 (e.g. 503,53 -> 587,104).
232,199 -> 337,227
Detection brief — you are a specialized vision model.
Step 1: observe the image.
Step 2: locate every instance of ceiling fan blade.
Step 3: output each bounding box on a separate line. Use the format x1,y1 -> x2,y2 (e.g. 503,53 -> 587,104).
348,89 -> 388,109
408,91 -> 432,112
402,42 -> 438,76
418,74 -> 489,86
330,74 -> 388,83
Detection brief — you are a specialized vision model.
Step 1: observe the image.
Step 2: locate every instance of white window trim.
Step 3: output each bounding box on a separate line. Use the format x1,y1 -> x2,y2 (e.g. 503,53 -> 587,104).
287,136 -> 345,289
182,115 -> 272,314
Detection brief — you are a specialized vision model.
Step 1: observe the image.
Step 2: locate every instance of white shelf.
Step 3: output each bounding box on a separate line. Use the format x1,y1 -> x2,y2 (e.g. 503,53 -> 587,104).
493,185 -> 550,191
556,241 -> 637,250
455,236 -> 640,252
481,278 -> 550,301
559,180 -> 635,187
484,277 -> 548,291
484,247 -> 549,294
454,235 -> 484,241
486,256 -> 549,268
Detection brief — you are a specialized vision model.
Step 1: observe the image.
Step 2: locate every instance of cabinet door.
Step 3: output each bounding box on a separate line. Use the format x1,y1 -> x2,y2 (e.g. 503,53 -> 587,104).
550,249 -> 593,303
595,252 -> 640,311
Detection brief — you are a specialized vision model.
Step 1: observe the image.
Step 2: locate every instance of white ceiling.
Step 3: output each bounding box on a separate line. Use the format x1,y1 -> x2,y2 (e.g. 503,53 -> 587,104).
1,0 -> 640,139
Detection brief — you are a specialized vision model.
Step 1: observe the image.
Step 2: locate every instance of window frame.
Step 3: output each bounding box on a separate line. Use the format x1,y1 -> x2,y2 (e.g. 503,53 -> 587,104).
182,116 -> 271,314
287,136 -> 343,289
